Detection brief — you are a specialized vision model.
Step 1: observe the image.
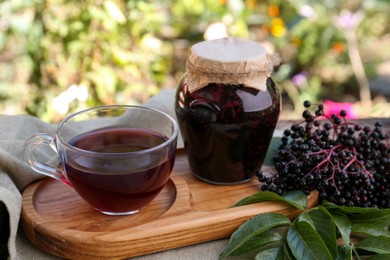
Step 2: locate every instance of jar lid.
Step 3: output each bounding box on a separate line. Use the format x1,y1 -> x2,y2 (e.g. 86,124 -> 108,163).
185,37 -> 280,93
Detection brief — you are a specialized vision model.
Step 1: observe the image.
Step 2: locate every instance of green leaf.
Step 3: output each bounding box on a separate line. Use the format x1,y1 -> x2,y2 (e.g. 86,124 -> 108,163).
283,190 -> 309,209
321,201 -> 390,214
283,242 -> 295,260
322,201 -> 390,247
340,207 -> 384,214
255,246 -> 285,260
218,213 -> 291,259
356,236 -> 390,254
263,137 -> 282,165
233,191 -> 307,210
299,208 -> 338,259
352,223 -> 390,237
322,201 -> 383,214
329,212 -> 352,246
349,210 -> 390,226
336,245 -> 352,260
368,254 -> 390,260
297,210 -> 337,258
298,211 -> 315,226
287,221 -> 333,260
320,204 -> 352,246
321,201 -> 357,212
230,229 -> 282,256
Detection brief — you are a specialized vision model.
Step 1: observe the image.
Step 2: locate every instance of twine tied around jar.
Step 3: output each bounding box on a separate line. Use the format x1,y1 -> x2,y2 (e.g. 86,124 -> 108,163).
184,37 -> 281,93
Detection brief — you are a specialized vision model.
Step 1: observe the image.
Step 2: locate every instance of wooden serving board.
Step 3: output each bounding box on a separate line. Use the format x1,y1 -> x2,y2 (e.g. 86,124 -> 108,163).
22,150 -> 318,260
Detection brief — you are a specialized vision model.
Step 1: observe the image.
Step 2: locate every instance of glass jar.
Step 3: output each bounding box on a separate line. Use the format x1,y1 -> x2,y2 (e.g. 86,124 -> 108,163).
175,37 -> 281,185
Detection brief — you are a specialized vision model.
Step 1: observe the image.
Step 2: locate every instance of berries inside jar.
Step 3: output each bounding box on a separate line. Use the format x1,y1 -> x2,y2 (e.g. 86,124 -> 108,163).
176,80 -> 280,184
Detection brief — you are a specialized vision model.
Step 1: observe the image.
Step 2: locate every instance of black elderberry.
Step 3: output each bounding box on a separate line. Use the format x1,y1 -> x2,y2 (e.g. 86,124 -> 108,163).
293,123 -> 301,131
302,110 -> 311,119
315,110 -> 323,116
333,117 -> 342,124
344,139 -> 354,147
303,100 -> 311,108
261,100 -> 389,209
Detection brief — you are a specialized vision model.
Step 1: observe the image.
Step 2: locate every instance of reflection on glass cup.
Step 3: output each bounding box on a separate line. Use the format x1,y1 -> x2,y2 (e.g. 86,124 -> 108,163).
24,105 -> 178,216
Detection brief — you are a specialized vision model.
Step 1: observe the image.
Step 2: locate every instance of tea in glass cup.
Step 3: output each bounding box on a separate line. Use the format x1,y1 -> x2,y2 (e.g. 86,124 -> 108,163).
24,105 -> 178,215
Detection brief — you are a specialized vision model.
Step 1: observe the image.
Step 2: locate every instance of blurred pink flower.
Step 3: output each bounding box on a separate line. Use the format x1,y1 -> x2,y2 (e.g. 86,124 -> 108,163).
291,71 -> 309,87
323,100 -> 358,119
334,10 -> 364,31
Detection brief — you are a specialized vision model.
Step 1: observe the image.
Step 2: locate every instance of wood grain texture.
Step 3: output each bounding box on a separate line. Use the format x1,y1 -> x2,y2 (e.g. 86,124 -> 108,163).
22,118 -> 389,259
21,149 -> 318,260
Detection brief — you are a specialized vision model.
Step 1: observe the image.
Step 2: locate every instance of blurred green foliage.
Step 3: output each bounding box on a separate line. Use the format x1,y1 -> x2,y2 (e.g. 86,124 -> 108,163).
0,0 -> 389,122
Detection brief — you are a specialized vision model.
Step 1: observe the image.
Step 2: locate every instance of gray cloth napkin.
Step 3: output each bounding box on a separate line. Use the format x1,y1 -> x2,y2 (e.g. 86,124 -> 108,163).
0,115 -> 56,259
0,89 -> 230,260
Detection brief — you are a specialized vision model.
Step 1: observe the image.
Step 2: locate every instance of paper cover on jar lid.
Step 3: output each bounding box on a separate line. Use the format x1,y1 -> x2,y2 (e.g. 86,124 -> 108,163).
185,37 -> 280,93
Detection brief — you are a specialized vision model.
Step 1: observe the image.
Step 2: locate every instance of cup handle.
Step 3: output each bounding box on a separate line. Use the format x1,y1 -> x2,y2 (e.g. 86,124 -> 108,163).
24,133 -> 71,186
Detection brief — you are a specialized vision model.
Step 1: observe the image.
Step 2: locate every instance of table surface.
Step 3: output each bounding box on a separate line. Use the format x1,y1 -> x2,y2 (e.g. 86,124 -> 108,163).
17,117 -> 389,260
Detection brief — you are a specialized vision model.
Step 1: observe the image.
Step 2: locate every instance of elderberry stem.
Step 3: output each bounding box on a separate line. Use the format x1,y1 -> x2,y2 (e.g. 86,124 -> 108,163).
342,147 -> 374,179
302,145 -> 342,179
325,161 -> 339,192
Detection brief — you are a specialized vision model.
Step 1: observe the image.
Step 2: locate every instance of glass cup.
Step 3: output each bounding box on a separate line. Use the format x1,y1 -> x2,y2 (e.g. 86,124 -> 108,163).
24,105 -> 178,216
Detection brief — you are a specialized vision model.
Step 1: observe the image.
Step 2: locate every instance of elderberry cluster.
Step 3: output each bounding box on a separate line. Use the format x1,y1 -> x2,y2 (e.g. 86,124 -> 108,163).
257,100 -> 389,208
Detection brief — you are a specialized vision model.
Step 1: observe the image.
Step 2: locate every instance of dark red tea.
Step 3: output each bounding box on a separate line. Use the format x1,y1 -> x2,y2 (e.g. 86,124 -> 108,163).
65,127 -> 175,213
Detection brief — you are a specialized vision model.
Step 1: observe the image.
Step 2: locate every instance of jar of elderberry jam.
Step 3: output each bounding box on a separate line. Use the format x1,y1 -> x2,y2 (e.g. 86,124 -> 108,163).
175,37 -> 281,184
